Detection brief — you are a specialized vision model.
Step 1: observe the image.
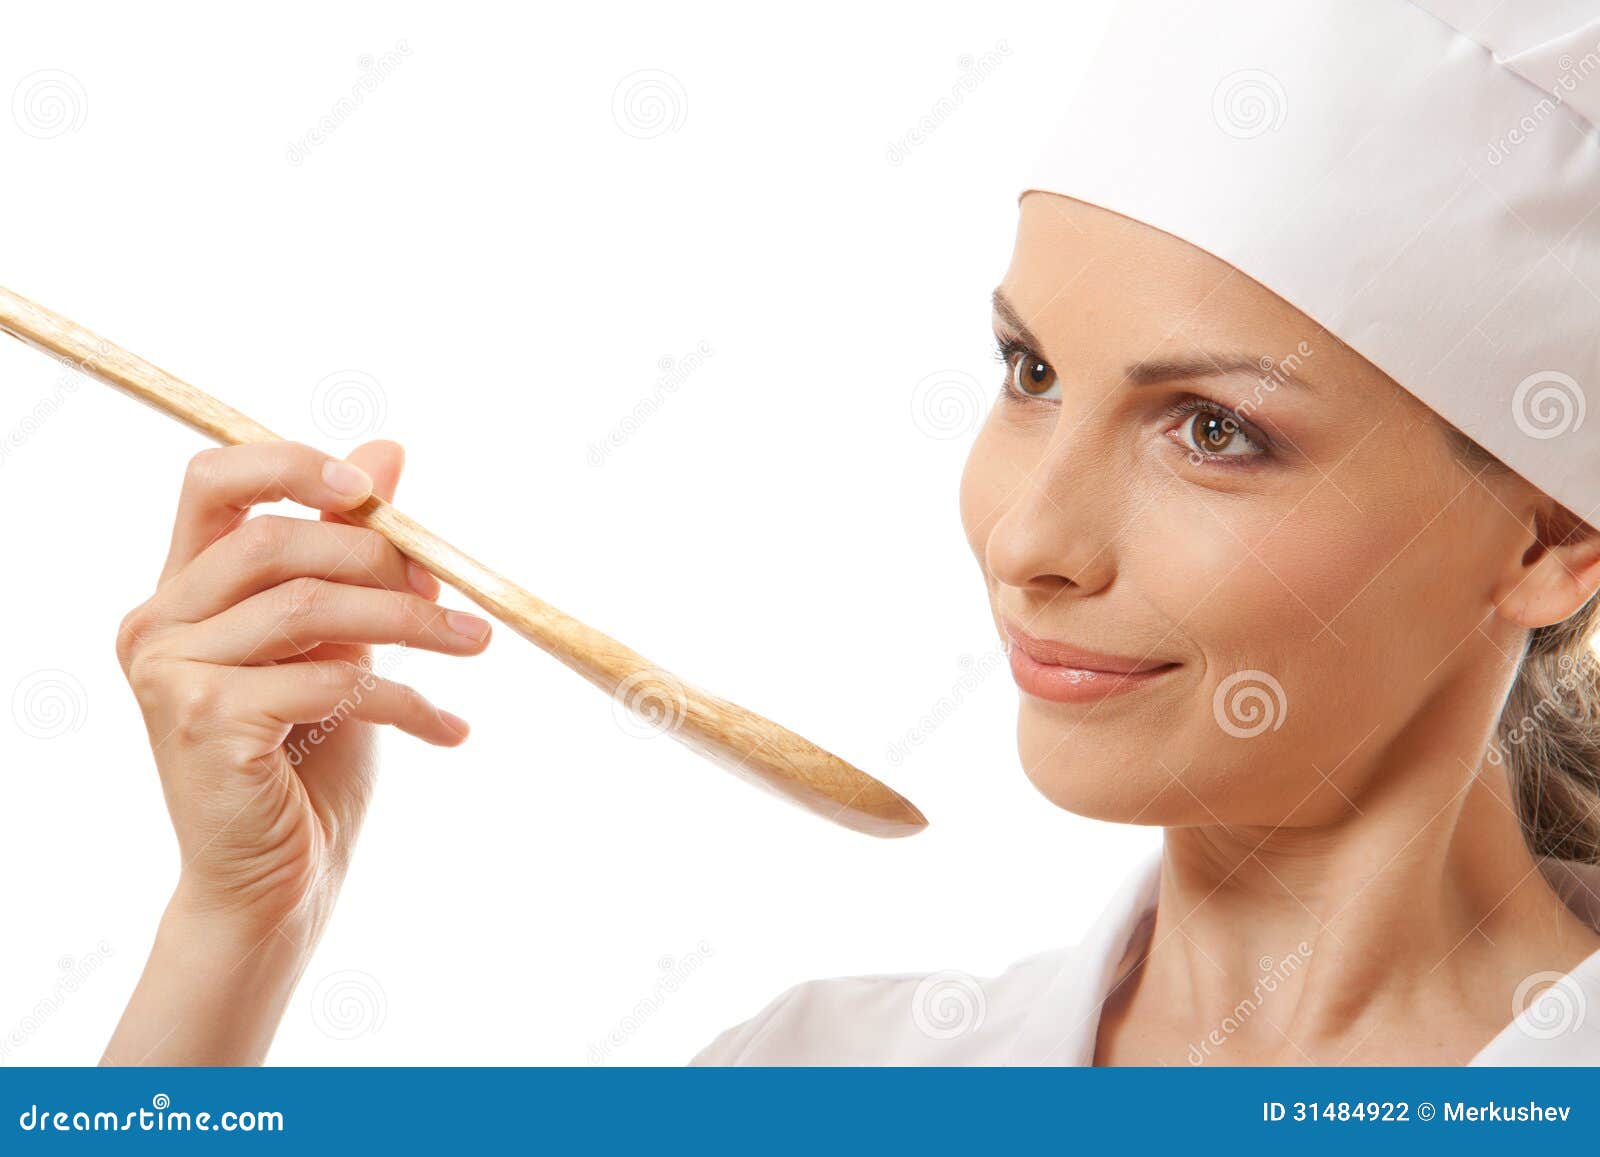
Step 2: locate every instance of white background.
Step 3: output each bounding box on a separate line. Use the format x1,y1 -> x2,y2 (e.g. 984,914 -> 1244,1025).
0,1 -> 1155,1065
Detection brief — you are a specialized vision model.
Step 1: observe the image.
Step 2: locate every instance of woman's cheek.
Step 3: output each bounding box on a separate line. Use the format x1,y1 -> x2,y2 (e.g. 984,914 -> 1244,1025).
1265,491 -> 1430,633
1142,471 -> 1408,639
1124,495 -> 1301,639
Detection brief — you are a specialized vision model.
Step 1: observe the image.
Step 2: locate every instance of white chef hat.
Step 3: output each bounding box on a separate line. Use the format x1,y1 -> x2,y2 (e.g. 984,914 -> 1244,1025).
1023,0 -> 1600,519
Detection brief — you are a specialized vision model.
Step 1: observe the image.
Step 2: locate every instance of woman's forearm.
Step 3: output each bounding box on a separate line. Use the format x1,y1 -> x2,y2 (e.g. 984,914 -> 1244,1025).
102,884 -> 320,1067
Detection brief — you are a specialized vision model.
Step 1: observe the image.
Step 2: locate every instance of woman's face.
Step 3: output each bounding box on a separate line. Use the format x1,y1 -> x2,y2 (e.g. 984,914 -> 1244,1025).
961,193 -> 1534,827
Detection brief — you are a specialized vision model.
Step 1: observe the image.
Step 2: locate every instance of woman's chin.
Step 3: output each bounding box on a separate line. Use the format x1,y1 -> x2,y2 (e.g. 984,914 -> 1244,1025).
1015,719 -> 1193,824
1020,759 -> 1174,824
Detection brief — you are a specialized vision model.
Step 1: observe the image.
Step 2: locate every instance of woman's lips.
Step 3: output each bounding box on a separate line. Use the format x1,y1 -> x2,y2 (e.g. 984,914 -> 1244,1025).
1002,620 -> 1179,703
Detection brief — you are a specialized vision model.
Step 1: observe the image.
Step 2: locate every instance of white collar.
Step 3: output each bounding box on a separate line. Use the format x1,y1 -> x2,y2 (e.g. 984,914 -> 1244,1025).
1010,848 -> 1600,1064
1006,849 -> 1162,1065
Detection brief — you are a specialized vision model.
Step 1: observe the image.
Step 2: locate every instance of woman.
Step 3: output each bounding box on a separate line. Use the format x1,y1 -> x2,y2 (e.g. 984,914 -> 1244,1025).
106,0 -> 1600,1065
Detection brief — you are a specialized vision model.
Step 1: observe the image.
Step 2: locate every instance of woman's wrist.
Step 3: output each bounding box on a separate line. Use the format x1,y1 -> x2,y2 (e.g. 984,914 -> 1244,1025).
165,867 -> 336,949
102,879 -> 334,1066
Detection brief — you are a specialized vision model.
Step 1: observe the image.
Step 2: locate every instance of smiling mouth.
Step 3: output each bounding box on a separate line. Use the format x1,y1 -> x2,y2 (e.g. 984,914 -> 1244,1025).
1001,620 -> 1179,704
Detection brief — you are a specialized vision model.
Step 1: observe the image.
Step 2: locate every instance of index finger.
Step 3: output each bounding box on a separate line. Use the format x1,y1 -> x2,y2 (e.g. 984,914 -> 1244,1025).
160,442 -> 374,585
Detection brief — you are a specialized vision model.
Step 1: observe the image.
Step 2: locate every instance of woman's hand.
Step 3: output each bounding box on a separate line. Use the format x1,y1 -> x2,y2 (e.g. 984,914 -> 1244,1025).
104,440 -> 491,1064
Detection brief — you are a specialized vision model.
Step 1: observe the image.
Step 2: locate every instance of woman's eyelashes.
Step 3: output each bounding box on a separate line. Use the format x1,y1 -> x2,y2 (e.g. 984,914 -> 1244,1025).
1163,397 -> 1271,465
994,335 -> 1060,400
993,334 -> 1275,468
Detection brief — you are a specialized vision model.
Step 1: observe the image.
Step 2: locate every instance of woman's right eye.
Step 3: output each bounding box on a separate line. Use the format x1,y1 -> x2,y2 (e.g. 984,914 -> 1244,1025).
995,339 -> 1060,400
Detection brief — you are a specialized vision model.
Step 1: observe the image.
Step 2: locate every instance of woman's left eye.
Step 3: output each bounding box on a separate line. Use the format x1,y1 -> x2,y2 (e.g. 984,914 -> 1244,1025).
995,339 -> 1060,400
1170,403 -> 1266,461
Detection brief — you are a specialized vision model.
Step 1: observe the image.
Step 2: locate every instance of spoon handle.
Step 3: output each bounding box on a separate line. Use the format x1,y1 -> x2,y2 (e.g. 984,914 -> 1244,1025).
0,285 -> 927,838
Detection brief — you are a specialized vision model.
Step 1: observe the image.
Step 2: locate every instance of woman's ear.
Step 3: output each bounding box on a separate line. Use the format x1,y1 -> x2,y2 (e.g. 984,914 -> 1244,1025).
1493,500 -> 1600,629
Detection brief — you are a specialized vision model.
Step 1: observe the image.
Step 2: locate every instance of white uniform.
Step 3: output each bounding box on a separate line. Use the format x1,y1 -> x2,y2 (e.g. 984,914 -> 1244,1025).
692,851 -> 1600,1065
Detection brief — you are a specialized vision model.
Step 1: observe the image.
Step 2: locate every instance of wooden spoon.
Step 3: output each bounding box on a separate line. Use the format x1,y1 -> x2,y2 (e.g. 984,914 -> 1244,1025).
0,286 -> 927,839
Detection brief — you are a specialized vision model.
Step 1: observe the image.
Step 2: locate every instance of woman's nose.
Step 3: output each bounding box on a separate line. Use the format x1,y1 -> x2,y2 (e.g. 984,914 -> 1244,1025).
984,445 -> 1117,598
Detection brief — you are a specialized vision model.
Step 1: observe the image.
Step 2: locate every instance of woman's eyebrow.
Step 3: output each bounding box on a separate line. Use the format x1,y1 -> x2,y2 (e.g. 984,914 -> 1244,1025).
1124,355 -> 1311,391
990,288 -> 1049,354
985,288 -> 1049,350
992,287 -> 1312,392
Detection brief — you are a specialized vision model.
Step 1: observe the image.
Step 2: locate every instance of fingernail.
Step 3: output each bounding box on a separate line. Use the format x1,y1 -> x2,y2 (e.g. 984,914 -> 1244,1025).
438,710 -> 471,738
322,459 -> 373,501
445,610 -> 491,643
407,561 -> 441,598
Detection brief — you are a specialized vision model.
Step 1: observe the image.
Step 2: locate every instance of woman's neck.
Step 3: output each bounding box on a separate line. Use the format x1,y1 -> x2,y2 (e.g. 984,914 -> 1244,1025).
1095,685 -> 1600,1066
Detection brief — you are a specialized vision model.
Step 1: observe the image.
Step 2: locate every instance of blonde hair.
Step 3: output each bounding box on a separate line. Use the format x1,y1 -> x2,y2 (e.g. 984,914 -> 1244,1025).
1451,428 -> 1600,863
1499,600 -> 1600,862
